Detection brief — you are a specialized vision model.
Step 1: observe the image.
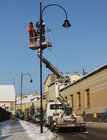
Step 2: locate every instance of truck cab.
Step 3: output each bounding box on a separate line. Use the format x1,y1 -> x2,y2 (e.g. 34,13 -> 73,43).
45,101 -> 64,125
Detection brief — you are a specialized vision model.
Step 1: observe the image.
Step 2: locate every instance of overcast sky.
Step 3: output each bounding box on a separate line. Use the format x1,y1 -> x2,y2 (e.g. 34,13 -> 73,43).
0,0 -> 107,95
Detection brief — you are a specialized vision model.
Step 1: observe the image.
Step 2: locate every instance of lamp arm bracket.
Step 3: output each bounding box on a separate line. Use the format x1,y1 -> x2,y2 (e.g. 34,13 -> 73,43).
42,4 -> 68,20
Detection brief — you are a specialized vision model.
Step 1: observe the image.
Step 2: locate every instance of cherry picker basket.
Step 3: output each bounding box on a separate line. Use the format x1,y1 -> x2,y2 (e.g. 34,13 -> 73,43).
28,28 -> 52,50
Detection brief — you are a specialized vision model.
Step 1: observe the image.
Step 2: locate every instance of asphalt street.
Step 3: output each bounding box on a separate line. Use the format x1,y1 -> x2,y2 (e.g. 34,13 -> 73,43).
53,127 -> 107,140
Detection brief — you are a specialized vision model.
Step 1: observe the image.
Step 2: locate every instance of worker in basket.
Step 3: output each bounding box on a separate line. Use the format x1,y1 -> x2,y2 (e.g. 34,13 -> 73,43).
36,20 -> 45,42
27,22 -> 36,44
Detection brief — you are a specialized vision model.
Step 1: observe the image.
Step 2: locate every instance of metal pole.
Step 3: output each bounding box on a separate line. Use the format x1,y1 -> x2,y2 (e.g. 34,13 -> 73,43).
20,73 -> 33,113
21,73 -> 23,112
40,2 -> 43,133
15,96 -> 16,120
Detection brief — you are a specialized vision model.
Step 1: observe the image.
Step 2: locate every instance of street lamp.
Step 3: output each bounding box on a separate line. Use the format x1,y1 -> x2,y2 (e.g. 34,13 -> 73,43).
62,20 -> 71,28
20,73 -> 33,112
39,2 -> 71,133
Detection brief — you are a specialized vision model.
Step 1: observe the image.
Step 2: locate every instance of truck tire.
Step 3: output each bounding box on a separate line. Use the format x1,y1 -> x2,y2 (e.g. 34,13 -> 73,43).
53,127 -> 59,133
49,120 -> 55,131
80,126 -> 86,132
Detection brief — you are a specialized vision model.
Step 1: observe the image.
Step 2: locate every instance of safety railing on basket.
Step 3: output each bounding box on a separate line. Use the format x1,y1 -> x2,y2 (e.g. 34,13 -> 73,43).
28,28 -> 52,49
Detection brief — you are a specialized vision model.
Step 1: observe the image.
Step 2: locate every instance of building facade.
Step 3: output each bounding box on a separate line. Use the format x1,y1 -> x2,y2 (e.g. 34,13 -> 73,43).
60,64 -> 107,122
45,72 -> 81,103
44,73 -> 57,104
44,64 -> 107,122
0,85 -> 15,115
16,93 -> 40,113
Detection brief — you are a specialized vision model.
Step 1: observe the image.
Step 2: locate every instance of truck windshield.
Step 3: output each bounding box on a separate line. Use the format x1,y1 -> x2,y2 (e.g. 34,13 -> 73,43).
50,104 -> 64,110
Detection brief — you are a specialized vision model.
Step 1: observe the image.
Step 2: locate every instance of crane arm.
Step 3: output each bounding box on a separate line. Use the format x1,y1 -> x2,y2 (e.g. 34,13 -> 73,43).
38,49 -> 71,112
38,49 -> 70,83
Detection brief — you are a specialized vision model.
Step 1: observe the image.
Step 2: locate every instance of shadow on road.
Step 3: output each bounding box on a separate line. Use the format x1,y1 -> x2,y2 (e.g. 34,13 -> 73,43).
0,135 -> 11,140
56,127 -> 87,133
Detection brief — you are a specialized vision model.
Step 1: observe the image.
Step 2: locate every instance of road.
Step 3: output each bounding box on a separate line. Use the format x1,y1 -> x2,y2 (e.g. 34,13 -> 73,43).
52,127 -> 107,140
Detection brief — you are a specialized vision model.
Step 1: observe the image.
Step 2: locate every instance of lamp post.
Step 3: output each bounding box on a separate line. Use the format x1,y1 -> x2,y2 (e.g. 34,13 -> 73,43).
39,2 -> 71,133
20,73 -> 33,112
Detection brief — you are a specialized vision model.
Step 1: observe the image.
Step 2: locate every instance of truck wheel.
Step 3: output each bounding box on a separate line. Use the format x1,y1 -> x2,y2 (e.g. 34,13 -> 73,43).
80,126 -> 86,132
50,121 -> 54,132
43,120 -> 47,127
53,128 -> 59,133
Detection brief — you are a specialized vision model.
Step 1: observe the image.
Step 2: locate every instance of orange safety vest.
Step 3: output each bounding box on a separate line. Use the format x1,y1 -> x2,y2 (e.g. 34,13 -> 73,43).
27,25 -> 36,32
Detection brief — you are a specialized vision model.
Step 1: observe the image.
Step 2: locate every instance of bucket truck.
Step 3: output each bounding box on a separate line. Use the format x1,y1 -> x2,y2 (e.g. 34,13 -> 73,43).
38,49 -> 86,132
28,26 -> 86,132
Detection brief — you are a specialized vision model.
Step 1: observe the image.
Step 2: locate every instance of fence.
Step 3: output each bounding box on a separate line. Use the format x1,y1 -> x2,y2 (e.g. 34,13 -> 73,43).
0,107 -> 12,122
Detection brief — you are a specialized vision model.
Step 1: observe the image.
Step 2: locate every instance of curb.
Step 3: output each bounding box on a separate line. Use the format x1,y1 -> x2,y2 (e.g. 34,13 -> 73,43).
86,122 -> 107,129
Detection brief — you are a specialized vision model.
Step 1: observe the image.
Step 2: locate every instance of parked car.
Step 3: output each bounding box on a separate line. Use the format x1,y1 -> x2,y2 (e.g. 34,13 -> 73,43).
28,114 -> 33,121
32,114 -> 41,123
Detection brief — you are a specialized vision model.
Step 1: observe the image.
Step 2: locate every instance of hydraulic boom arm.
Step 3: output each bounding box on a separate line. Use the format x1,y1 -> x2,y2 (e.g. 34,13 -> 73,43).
38,49 -> 72,113
38,49 -> 70,83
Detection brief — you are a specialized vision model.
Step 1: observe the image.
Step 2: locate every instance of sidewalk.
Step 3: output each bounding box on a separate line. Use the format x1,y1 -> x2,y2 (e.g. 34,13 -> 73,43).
0,120 -> 55,140
86,122 -> 107,129
0,120 -> 31,140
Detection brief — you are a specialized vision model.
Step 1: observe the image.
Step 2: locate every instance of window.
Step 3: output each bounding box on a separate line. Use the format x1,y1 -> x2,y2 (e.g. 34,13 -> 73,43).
50,104 -> 64,110
85,89 -> 90,108
70,95 -> 74,110
65,96 -> 67,102
10,103 -> 14,111
77,92 -> 81,110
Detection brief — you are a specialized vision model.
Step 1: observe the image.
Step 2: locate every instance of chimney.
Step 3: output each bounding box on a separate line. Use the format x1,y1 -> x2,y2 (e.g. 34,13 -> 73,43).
66,72 -> 70,75
51,73 -> 56,83
74,71 -> 79,75
83,69 -> 88,76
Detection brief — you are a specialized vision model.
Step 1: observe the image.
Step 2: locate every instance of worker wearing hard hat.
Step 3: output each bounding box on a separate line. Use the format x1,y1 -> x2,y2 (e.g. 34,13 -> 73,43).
27,22 -> 36,44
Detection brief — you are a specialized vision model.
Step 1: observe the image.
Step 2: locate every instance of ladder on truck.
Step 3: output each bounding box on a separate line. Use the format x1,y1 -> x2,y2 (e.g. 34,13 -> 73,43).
57,94 -> 72,115
58,93 -> 70,108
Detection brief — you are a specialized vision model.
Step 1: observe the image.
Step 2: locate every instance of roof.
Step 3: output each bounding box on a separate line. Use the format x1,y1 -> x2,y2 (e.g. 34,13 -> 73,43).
16,93 -> 40,104
60,64 -> 107,92
0,85 -> 15,101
